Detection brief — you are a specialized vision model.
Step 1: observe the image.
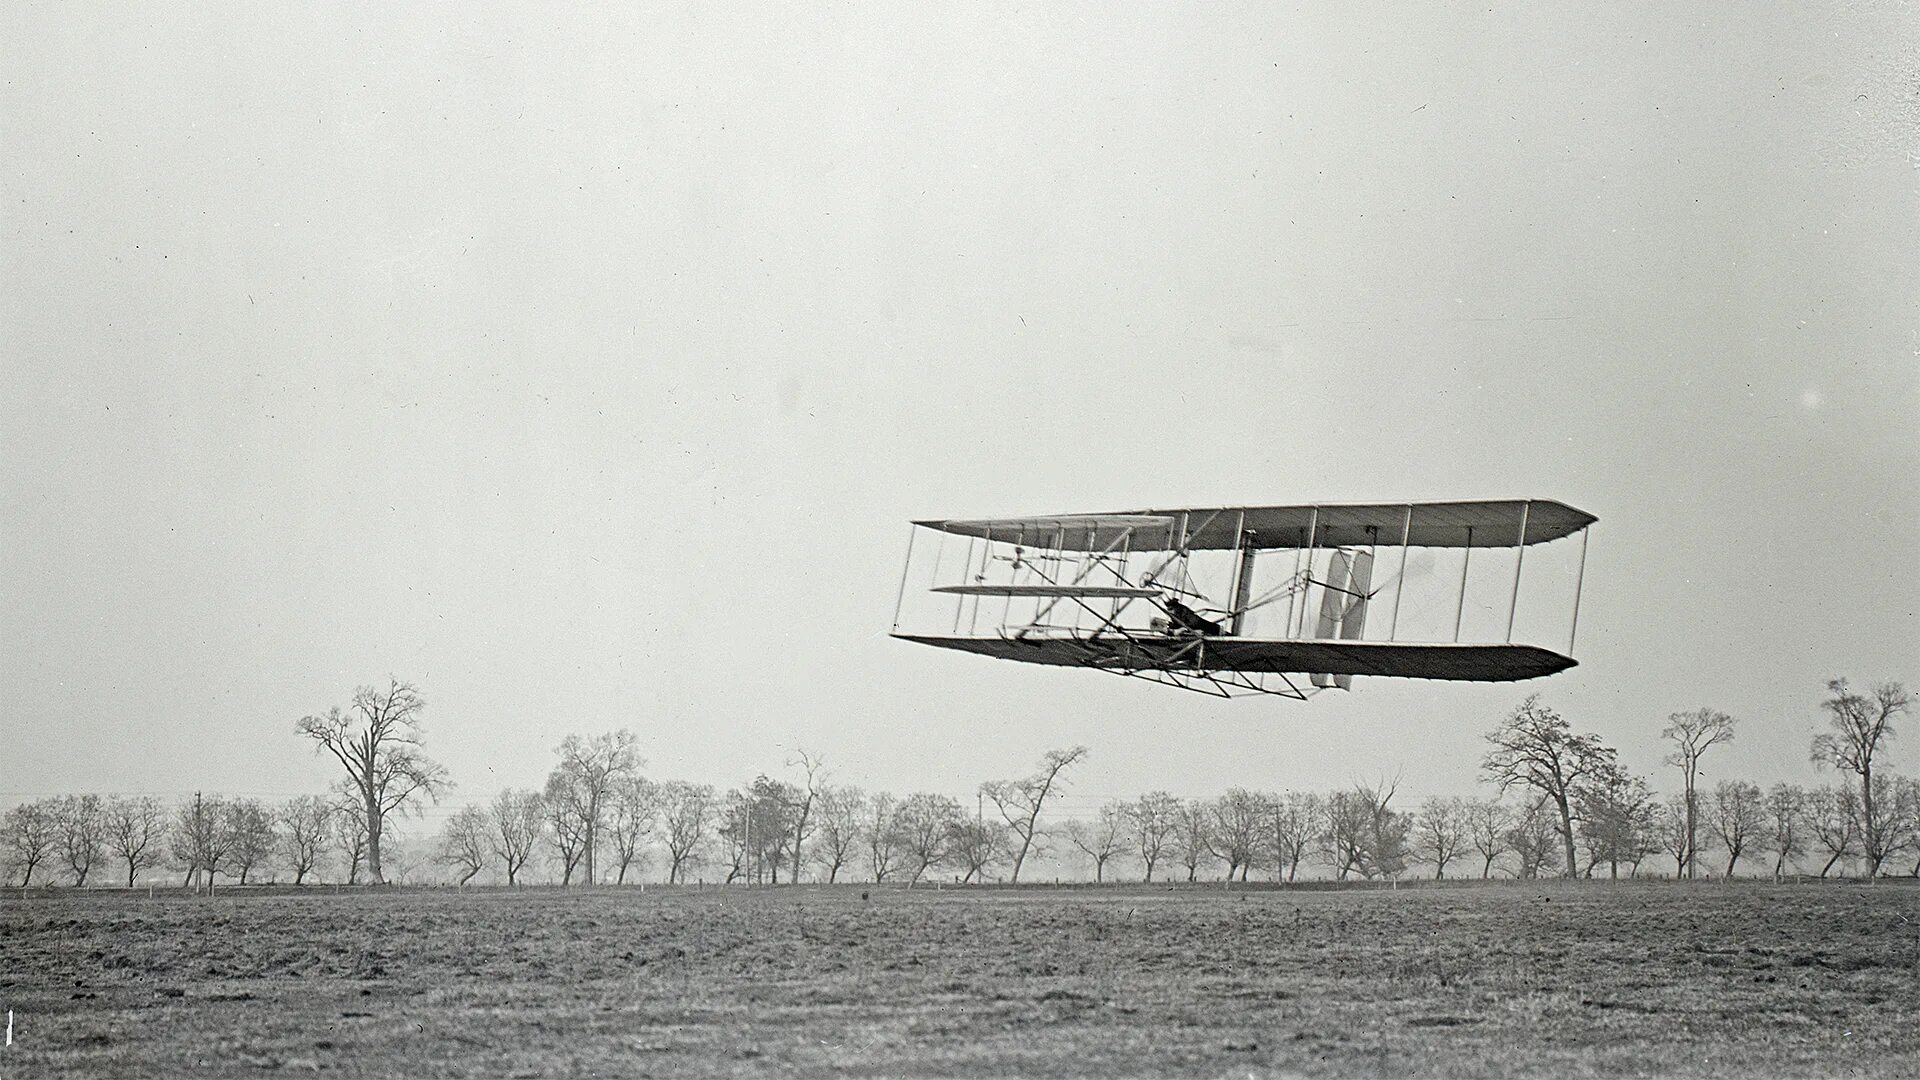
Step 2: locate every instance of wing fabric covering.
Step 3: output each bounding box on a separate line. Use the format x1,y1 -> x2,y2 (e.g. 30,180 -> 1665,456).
892,635 -> 1577,682
1311,550 -> 1353,688
1324,550 -> 1374,689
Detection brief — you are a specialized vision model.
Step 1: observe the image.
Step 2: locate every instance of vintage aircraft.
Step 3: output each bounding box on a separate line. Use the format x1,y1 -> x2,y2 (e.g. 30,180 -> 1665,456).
890,499 -> 1594,699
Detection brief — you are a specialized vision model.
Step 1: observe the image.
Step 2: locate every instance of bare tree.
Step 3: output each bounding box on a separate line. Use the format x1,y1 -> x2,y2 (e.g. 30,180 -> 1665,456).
1265,791 -> 1320,883
486,789 -> 546,885
810,784 -> 865,883
104,795 -> 168,887
980,746 -> 1088,883
226,799 -> 278,884
436,805 -> 492,885
1705,780 -> 1765,877
1482,695 -> 1616,876
1322,782 -> 1407,880
607,776 -> 655,884
54,794 -> 106,886
1064,803 -> 1130,883
863,791 -> 904,883
1465,799 -> 1512,879
2,800 -> 58,887
1764,783 -> 1807,880
1210,788 -> 1266,882
546,730 -> 643,886
1662,707 -> 1737,879
897,793 -> 962,885
332,793 -> 370,884
1576,763 -> 1659,879
295,680 -> 450,884
948,817 -> 1010,883
1655,796 -> 1690,877
171,795 -> 236,890
1805,786 -> 1858,877
1127,791 -> 1181,882
1174,798 -> 1213,881
1506,797 -> 1561,879
276,796 -> 333,885
1412,797 -> 1469,879
544,773 -> 591,885
657,780 -> 714,884
786,750 -> 825,884
1810,678 -> 1911,876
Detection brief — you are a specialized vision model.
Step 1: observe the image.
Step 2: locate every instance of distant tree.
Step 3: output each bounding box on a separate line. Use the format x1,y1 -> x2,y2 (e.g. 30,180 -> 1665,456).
225,799 -> 278,885
1482,696 -> 1617,876
1506,797 -> 1561,880
1326,781 -> 1408,881
2,799 -> 58,887
1412,797 -> 1469,880
544,773 -> 591,885
657,780 -> 715,884
1654,797 -> 1690,878
104,795 -> 168,887
1805,785 -> 1859,877
171,795 -> 236,890
1705,780 -> 1765,877
809,785 -> 865,883
1209,788 -> 1267,882
1897,778 -> 1920,877
1661,708 -> 1737,879
863,791 -> 904,883
295,680 -> 450,884
545,730 -> 643,886
727,775 -> 802,884
896,793 -> 962,885
948,817 -> 1011,883
1320,790 -> 1369,879
1464,799 -> 1512,879
1174,799 -> 1214,882
331,793 -> 370,884
607,776 -> 656,885
1810,679 -> 1911,876
485,789 -> 546,886
785,751 -> 826,884
1064,803 -> 1130,883
1127,791 -> 1181,883
436,805 -> 492,885
277,796 -> 333,885
1576,764 -> 1659,879
54,794 -> 107,886
980,746 -> 1088,883
1763,783 -> 1808,880
1265,791 -> 1320,883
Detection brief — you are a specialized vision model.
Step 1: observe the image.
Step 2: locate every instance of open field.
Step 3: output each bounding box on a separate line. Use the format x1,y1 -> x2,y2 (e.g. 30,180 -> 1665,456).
4,882 -> 1918,1078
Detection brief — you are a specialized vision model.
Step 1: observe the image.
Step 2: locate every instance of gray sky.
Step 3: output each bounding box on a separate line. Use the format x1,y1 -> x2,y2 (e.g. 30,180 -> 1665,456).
5,3 -> 1917,817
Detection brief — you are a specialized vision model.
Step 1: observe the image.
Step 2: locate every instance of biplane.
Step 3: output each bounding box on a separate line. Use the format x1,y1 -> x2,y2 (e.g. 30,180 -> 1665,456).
889,500 -> 1595,699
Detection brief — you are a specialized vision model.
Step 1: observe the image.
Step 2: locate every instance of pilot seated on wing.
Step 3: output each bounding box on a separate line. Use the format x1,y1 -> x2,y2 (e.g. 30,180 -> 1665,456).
1162,597 -> 1225,637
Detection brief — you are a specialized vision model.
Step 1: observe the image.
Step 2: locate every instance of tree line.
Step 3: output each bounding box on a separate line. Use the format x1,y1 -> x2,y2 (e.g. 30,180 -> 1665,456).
4,677 -> 1913,887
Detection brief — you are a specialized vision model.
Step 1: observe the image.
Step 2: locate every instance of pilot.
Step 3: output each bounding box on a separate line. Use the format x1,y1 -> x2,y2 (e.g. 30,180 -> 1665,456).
1163,597 -> 1224,637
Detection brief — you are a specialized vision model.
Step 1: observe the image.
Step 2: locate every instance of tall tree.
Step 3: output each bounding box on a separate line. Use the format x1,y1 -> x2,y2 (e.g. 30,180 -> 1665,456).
897,793 -> 962,885
104,795 -> 168,887
656,780 -> 715,884
863,791 -> 904,883
1064,803 -> 1130,883
171,795 -> 237,891
980,746 -> 1089,883
607,776 -> 656,885
1661,708 -> 1737,879
54,794 -> 107,886
2,800 -> 58,887
436,805 -> 492,885
1127,791 -> 1181,883
1413,797 -> 1469,880
1809,678 -> 1911,876
949,817 -> 1011,883
1265,791 -> 1320,883
486,789 -> 546,886
1464,799 -> 1512,879
296,680 -> 449,884
545,730 -> 642,886
1209,788 -> 1266,882
785,750 -> 825,884
1482,695 -> 1617,875
1174,799 -> 1213,881
1706,780 -> 1766,877
277,796 -> 334,886
544,774 -> 591,885
1576,764 -> 1659,879
810,785 -> 866,884
1764,783 -> 1808,880
225,799 -> 278,885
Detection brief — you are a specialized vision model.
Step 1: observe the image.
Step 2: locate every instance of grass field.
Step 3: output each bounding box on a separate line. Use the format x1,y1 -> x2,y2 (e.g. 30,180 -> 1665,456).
4,881 -> 1918,1077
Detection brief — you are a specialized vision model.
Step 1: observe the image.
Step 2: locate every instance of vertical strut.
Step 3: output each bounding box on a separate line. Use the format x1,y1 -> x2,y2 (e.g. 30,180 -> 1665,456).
890,524 -> 917,631
1568,524 -> 1591,654
1389,503 -> 1412,642
1506,500 -> 1531,643
1229,509 -> 1255,635
1453,526 -> 1472,643
1297,507 -> 1320,638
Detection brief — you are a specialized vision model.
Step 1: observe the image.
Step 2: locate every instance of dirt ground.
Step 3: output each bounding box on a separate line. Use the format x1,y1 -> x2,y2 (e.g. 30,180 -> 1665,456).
3,881 -> 1917,1078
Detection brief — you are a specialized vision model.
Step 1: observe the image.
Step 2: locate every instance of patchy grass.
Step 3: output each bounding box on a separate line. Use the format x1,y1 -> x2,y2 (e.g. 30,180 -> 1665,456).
4,882 -> 1917,1077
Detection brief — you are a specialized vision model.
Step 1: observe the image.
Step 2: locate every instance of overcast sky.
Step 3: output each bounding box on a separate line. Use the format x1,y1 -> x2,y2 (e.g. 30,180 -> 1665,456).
5,3 -> 1916,821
